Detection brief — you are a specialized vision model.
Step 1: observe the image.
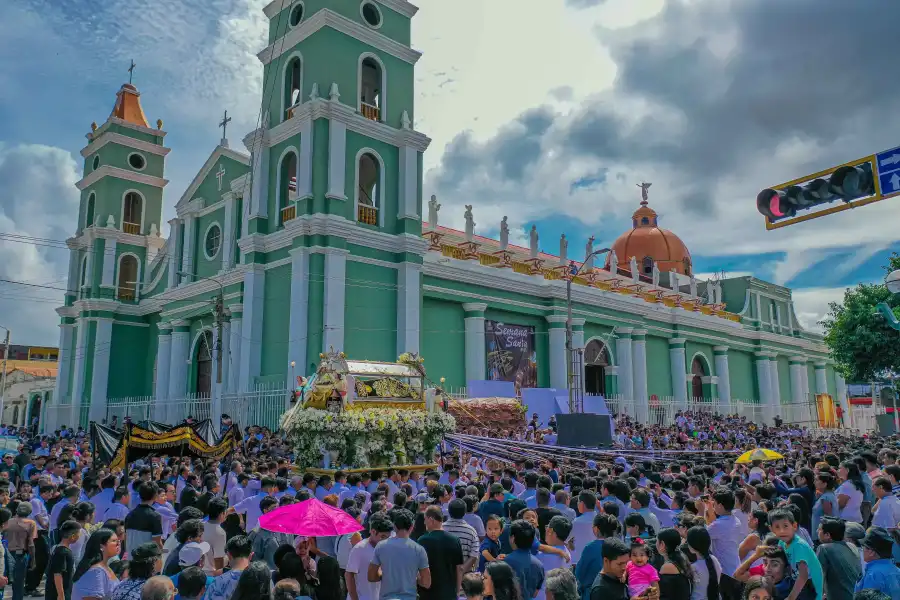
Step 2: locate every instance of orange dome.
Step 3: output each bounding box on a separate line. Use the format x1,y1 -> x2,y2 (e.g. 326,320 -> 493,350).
606,200 -> 693,276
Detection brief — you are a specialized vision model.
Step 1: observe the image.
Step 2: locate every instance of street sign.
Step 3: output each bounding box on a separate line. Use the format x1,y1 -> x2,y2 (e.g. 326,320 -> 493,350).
876,145 -> 900,198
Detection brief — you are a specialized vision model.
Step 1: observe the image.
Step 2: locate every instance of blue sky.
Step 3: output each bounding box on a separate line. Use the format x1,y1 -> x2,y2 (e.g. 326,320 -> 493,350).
1,0 -> 899,346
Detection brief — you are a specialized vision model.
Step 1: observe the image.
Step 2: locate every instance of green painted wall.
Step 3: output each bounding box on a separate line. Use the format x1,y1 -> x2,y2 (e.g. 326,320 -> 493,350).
344,130 -> 400,230
646,336 -> 672,397
261,264 -> 291,379
187,155 -> 248,209
344,261 -> 397,361
194,210 -> 226,280
729,350 -> 757,402
777,356 -> 791,404
107,324 -> 153,397
80,178 -> 162,236
720,278 -> 750,315
421,298 -> 466,388
305,253 -> 325,371
270,0 -> 412,47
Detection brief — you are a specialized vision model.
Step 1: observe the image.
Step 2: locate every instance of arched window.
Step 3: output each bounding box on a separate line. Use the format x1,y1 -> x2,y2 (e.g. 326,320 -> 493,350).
284,55 -> 302,119
123,192 -> 143,234
641,217 -> 650,225
691,357 -> 706,401
356,151 -> 381,225
642,256 -> 653,275
279,151 -> 298,224
194,330 -> 213,397
683,257 -> 692,276
584,340 -> 610,396
85,193 -> 95,229
117,254 -> 138,301
359,55 -> 384,121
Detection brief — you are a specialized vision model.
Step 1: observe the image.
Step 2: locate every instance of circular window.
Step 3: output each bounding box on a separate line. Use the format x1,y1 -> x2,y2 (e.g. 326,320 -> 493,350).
289,2 -> 304,27
204,223 -> 222,259
360,1 -> 382,28
92,155 -> 100,170
128,153 -> 146,170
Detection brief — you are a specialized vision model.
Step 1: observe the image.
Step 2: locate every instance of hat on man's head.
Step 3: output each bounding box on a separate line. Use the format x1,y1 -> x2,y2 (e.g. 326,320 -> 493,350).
844,522 -> 866,542
861,527 -> 894,558
414,492 -> 430,503
178,541 -> 211,566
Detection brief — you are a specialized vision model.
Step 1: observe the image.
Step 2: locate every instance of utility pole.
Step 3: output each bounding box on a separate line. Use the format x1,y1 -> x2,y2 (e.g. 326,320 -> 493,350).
0,328 -> 9,425
214,292 -> 224,385
566,247 -> 611,414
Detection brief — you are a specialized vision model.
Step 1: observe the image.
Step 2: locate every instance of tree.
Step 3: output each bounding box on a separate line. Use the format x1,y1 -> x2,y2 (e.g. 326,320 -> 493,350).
821,252 -> 900,381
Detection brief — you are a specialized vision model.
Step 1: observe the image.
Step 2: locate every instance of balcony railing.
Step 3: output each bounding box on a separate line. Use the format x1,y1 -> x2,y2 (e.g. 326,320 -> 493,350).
360,102 -> 380,122
118,288 -> 136,301
281,204 -> 297,224
357,204 -> 378,225
122,222 -> 140,235
285,103 -> 299,120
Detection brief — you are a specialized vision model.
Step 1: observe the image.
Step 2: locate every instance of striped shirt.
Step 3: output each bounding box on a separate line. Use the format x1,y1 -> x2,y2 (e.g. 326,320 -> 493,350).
443,518 -> 480,565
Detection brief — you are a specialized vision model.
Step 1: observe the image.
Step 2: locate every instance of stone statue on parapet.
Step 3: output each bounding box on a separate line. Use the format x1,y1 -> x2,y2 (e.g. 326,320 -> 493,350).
428,195 -> 441,228
529,225 -> 539,259
559,234 -> 568,265
500,216 -> 509,251
464,205 -> 475,242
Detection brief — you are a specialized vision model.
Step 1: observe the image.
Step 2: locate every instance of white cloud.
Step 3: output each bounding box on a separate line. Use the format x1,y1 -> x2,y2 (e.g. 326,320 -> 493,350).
790,286 -> 851,334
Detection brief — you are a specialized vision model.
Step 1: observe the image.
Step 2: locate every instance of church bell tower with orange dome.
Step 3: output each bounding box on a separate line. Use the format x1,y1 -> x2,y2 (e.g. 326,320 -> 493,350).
606,184 -> 693,279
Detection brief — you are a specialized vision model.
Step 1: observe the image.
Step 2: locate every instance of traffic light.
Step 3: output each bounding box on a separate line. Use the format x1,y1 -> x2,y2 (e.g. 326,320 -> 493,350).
757,158 -> 877,229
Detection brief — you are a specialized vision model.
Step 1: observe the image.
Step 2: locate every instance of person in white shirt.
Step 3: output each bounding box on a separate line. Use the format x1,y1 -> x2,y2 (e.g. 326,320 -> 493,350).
703,489 -> 743,577
871,477 -> 900,529
345,514 -> 393,600
836,461 -> 865,524
202,498 -> 229,574
569,491 -> 598,564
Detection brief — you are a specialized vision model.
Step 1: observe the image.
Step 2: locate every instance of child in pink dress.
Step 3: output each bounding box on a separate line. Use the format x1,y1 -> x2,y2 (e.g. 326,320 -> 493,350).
626,540 -> 660,597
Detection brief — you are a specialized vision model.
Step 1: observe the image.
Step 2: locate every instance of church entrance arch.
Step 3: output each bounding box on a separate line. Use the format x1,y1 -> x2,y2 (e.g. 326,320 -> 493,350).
691,356 -> 707,401
584,339 -> 611,396
194,330 -> 213,398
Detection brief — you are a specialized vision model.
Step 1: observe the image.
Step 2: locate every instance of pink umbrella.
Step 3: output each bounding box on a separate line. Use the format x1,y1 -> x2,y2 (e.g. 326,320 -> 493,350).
258,498 -> 363,537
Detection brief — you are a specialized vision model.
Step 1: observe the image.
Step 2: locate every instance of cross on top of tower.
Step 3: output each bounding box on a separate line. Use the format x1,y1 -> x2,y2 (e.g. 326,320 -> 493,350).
128,59 -> 136,84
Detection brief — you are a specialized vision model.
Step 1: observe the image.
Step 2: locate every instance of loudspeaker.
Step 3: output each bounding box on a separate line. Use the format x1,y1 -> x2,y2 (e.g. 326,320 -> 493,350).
555,413 -> 614,447
876,413 -> 897,436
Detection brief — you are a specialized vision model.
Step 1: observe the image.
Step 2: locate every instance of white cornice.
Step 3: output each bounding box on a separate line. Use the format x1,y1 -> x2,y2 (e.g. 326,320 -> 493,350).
258,9 -> 421,66
88,117 -> 167,141
76,165 -> 169,191
237,213 -> 428,255
68,227 -> 166,251
264,0 -> 418,18
266,99 -> 430,152
175,145 -> 251,211
81,132 -> 171,158
198,200 -> 226,217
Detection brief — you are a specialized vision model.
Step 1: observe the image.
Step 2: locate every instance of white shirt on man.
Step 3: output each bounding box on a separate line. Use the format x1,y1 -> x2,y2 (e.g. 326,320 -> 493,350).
346,539 -> 380,600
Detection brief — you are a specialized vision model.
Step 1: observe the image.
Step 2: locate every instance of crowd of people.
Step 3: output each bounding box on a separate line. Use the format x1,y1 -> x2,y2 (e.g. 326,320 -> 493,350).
0,412 -> 894,600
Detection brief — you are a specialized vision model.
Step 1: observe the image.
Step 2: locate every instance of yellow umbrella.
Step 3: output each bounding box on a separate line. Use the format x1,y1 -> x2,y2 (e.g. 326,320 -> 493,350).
735,448 -> 784,464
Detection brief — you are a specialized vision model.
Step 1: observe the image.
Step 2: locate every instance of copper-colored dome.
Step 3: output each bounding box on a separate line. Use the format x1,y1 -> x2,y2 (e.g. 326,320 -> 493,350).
606,200 -> 693,276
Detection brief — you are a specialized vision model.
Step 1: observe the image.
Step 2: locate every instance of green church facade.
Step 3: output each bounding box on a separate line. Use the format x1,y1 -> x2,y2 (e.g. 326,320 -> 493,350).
47,0 -> 845,432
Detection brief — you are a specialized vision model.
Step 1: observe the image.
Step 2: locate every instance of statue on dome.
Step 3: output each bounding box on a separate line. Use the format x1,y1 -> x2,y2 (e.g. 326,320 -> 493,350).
529,225 -> 539,259
690,275 -> 698,297
652,262 -> 660,286
428,195 -> 441,229
670,268 -> 679,290
464,205 -> 475,242
500,216 -> 509,251
630,256 -> 639,282
637,181 -> 652,203
559,234 -> 568,265
608,249 -> 618,273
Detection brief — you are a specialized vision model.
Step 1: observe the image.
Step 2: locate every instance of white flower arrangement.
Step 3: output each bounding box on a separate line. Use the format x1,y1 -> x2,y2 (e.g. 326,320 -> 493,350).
281,407 -> 455,469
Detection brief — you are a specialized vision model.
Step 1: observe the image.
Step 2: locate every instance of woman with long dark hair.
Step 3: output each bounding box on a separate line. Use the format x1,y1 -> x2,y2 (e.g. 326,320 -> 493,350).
230,561 -> 273,600
686,526 -> 720,600
655,528 -> 693,600
312,556 -> 341,600
773,468 -> 816,517
836,460 -> 864,523
483,561 -> 522,600
811,473 -> 837,543
738,510 -> 770,563
72,529 -> 120,600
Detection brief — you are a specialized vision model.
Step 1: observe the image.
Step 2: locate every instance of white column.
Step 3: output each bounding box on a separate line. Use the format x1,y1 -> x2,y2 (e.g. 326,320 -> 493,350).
167,219 -> 181,289
669,338 -> 687,408
326,121 -> 348,200
814,362 -> 828,395
463,303 -> 487,383
617,329 -> 634,413
397,262 -> 421,354
168,324 -> 191,423
100,239 -> 116,287
53,324 -> 75,405
801,364 -> 810,400
398,145 -> 418,219
322,249 -> 347,352
89,318 -> 113,424
220,319 -> 232,394
155,328 -> 172,401
210,326 -> 222,422
222,197 -> 236,272
239,267 -> 265,391
66,250 -> 80,299
835,373 -> 850,427
71,318 -> 89,410
228,309 -> 243,392
547,316 -> 568,391
768,357 -> 781,421
789,357 -> 806,405
297,118 -> 313,200
713,346 -> 731,403
181,215 -> 196,281
756,353 -> 774,424
249,143 -> 270,219
632,329 -> 649,423
287,249 -> 309,389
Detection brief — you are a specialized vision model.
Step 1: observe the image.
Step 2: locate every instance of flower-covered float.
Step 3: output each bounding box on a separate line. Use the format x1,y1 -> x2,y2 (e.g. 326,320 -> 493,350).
281,349 -> 456,472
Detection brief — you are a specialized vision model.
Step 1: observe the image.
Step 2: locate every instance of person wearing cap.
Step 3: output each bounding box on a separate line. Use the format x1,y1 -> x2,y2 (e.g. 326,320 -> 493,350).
168,541 -> 214,593
109,543 -> 162,600
855,527 -> 900,597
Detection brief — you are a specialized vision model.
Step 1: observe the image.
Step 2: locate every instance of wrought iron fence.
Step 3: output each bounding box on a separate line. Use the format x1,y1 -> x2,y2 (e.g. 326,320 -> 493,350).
222,383 -> 291,431
106,395 -> 211,425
